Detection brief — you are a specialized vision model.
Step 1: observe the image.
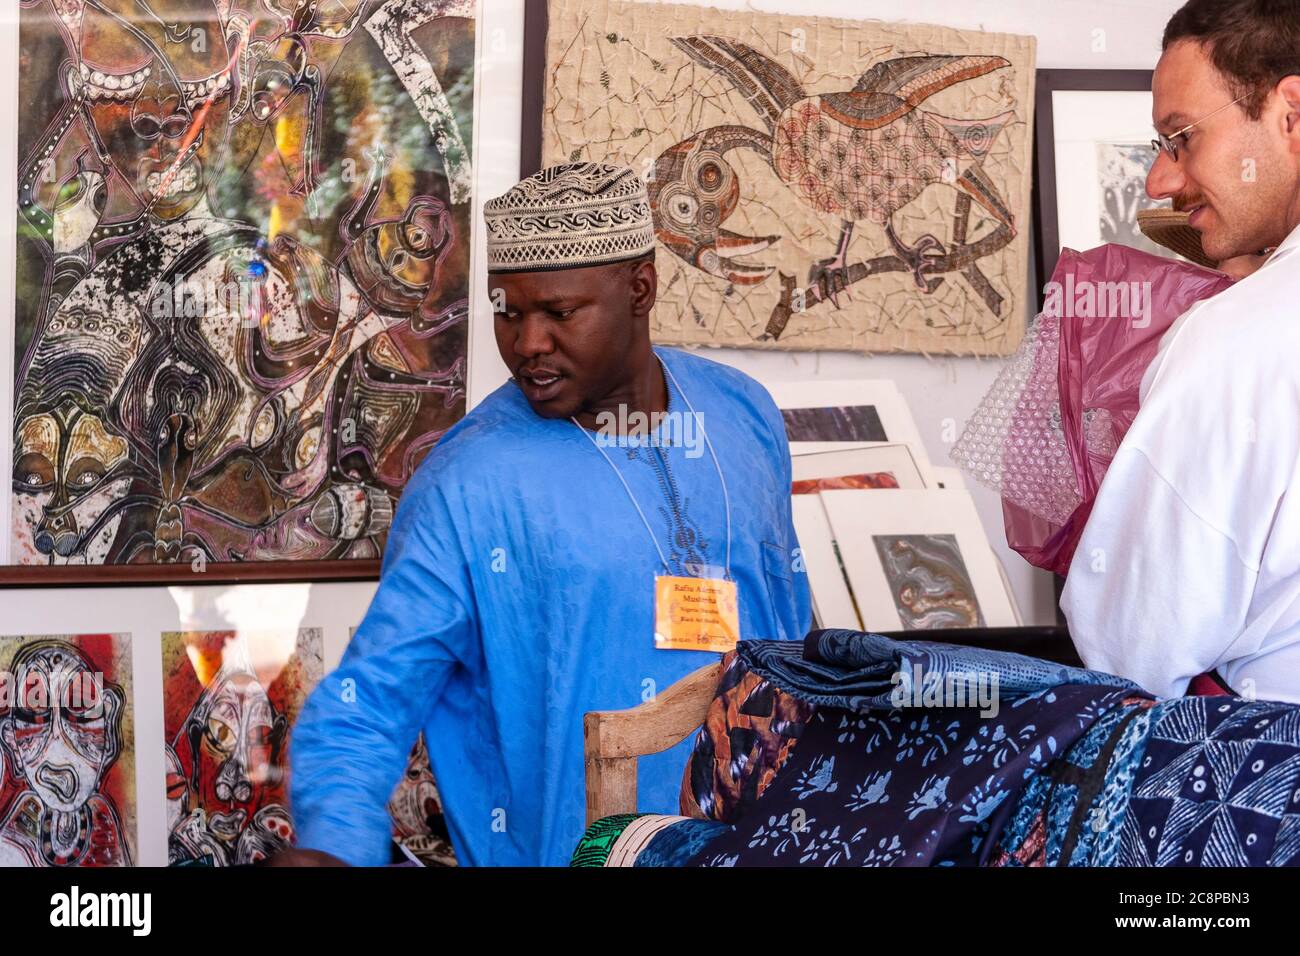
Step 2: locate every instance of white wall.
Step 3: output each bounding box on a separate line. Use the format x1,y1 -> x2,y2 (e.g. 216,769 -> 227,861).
0,0 -> 1186,864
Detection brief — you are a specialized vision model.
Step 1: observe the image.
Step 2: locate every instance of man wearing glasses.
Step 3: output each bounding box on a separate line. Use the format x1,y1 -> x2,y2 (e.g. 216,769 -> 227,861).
1062,0 -> 1300,702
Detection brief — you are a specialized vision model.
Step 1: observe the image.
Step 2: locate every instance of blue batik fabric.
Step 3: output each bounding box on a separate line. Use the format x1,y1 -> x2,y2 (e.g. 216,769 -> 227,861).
737,629 -> 1141,713
992,698 -> 1158,867
678,632 -> 1142,866
1115,696 -> 1300,866
593,632 -> 1300,867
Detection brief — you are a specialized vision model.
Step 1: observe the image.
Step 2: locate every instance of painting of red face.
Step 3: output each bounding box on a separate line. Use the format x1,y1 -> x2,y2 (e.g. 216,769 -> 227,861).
79,0 -> 233,221
161,629 -> 321,866
0,634 -> 135,868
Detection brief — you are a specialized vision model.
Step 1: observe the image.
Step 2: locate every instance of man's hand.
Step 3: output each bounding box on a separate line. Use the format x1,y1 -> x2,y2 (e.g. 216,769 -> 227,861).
261,848 -> 349,867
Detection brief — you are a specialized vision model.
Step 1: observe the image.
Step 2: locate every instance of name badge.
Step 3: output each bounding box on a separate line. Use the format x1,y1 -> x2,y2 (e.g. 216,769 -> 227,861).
654,574 -> 740,652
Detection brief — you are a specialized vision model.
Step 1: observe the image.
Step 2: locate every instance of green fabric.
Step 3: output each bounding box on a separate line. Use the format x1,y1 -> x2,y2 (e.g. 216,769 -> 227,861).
569,814 -> 645,867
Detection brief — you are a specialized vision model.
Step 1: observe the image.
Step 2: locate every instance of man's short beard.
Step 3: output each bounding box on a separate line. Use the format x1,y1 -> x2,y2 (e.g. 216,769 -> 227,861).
1203,202 -> 1281,262
1204,131 -> 1297,260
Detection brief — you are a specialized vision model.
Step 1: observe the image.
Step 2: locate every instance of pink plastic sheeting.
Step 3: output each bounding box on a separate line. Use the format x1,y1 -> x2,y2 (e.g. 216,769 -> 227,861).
951,244 -> 1234,575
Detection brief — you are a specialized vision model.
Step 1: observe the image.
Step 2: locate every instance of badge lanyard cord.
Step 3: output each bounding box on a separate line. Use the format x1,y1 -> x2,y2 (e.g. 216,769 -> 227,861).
572,356 -> 732,580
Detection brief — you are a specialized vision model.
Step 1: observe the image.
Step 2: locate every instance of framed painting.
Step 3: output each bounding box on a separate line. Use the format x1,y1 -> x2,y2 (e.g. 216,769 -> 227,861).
2,0 -> 479,586
528,0 -> 1037,355
0,632 -> 136,866
1032,69 -> 1162,296
820,487 -> 1018,631
762,377 -> 936,485
161,627 -> 321,866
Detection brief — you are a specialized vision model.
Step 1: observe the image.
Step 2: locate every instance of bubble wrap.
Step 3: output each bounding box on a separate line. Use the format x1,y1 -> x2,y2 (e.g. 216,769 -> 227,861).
951,310 -> 1081,525
950,242 -> 1235,575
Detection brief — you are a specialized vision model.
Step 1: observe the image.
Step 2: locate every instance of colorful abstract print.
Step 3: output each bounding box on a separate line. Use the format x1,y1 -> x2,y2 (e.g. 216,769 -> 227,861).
13,0 -> 474,570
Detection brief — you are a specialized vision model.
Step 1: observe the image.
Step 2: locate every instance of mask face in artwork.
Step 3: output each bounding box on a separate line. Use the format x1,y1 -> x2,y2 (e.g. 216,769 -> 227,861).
79,0 -> 233,221
390,737 -> 441,837
187,665 -> 283,842
234,804 -> 295,864
13,399 -> 130,561
0,643 -> 120,814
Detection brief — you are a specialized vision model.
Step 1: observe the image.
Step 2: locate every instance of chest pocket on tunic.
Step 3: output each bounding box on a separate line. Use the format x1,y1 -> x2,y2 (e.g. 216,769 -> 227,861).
761,540 -> 796,642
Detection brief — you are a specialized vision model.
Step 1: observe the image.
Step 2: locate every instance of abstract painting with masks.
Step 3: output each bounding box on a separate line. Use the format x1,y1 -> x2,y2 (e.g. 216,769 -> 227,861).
541,0 -> 1035,355
9,0 -> 474,576
161,628 -> 321,865
0,633 -> 136,867
388,732 -> 457,866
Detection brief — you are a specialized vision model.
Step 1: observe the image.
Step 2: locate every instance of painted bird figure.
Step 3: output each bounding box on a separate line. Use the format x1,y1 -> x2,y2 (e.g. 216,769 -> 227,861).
649,37 -> 1018,303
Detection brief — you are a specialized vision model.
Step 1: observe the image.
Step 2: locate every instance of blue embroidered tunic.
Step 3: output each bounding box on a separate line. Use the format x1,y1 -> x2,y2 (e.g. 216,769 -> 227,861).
290,347 -> 812,865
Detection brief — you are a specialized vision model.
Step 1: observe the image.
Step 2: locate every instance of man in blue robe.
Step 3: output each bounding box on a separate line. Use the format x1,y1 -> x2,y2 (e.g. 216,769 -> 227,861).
283,163 -> 811,866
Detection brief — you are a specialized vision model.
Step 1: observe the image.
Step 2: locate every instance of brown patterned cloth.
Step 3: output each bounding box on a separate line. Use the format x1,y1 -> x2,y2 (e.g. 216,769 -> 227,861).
679,650 -> 815,822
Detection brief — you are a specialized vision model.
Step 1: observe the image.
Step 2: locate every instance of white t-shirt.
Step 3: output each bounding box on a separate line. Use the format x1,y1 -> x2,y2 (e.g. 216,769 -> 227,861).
1061,223 -> 1300,702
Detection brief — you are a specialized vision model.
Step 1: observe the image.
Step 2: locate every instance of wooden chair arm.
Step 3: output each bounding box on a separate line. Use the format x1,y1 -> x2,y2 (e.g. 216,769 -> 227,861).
583,660 -> 722,825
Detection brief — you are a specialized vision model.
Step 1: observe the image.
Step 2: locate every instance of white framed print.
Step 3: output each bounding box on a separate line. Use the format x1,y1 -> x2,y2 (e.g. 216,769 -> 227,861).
761,378 -> 935,484
791,494 -> 860,631
791,445 -> 927,492
819,488 -> 1018,631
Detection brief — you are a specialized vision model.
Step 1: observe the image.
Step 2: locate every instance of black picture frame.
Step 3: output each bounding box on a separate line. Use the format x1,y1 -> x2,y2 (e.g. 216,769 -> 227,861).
1032,68 -> 1155,303
520,0 -> 549,179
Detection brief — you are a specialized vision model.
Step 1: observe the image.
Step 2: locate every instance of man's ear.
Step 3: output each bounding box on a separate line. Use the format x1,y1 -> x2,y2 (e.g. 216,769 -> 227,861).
1278,75 -> 1300,152
628,257 -> 657,318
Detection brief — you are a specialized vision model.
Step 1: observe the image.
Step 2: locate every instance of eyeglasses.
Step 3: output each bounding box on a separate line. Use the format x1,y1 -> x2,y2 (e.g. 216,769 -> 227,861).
1150,93 -> 1250,162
